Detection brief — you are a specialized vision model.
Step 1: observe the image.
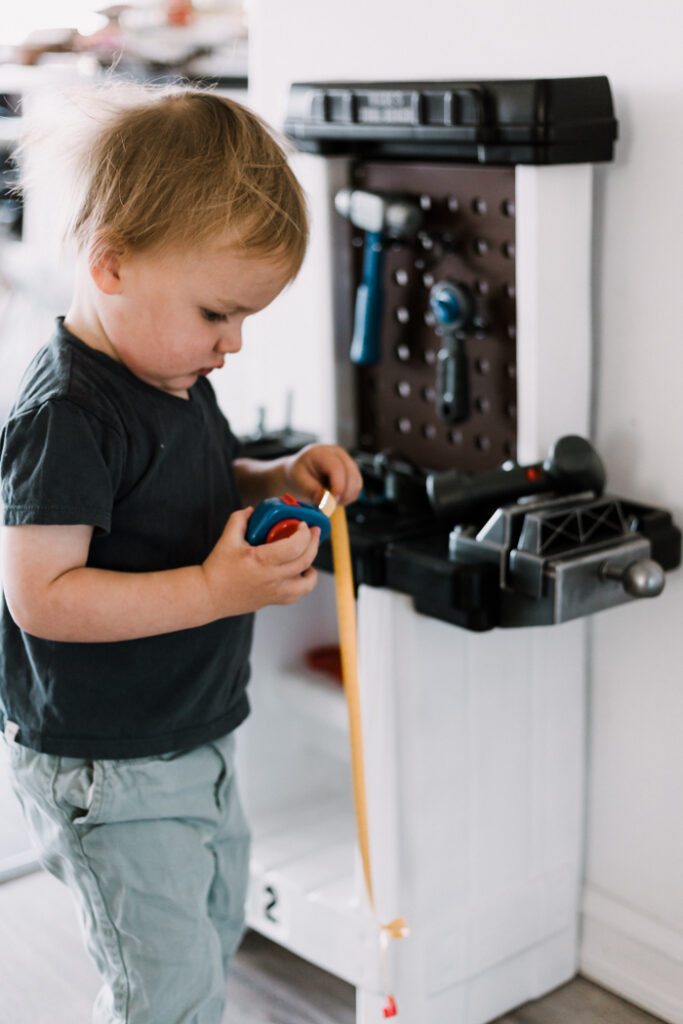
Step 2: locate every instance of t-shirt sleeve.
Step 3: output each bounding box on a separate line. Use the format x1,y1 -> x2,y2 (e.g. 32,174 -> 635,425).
0,400 -> 125,533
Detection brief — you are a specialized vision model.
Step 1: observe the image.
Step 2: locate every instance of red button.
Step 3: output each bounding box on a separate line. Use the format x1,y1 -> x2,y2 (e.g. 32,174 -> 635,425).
525,466 -> 543,482
282,493 -> 301,506
266,518 -> 300,543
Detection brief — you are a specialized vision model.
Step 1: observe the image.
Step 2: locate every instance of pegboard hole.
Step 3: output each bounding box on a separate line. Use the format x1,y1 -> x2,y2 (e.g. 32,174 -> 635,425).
507,324 -> 517,340
422,385 -> 436,402
449,430 -> 463,445
396,344 -> 411,362
502,242 -> 515,259
475,435 -> 491,451
395,307 -> 410,324
476,279 -> 489,296
352,235 -> 364,248
419,194 -> 432,210
447,196 -> 460,212
422,272 -> 435,288
501,199 -> 515,217
475,357 -> 490,375
475,396 -> 490,414
396,380 -> 411,398
394,268 -> 409,286
506,402 -> 517,419
472,197 -> 487,215
423,349 -> 437,365
424,310 -> 436,327
505,282 -> 516,299
397,417 -> 412,434
422,423 -> 437,440
474,239 -> 489,255
506,362 -> 517,379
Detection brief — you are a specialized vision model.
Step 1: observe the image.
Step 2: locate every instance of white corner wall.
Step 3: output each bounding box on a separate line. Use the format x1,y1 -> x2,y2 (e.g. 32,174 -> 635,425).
241,2 -> 683,1020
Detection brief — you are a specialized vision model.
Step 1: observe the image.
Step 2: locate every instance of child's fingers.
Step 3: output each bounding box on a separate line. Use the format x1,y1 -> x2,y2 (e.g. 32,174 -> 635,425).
220,506 -> 253,543
287,444 -> 362,506
257,523 -> 319,567
333,457 -> 363,505
311,448 -> 363,505
277,566 -> 319,604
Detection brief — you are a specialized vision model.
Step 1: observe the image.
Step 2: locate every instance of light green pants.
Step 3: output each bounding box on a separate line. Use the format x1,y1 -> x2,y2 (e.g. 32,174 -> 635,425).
5,730 -> 251,1024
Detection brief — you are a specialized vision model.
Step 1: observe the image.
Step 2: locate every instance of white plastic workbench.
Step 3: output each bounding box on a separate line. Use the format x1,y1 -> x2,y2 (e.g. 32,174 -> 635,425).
237,163 -> 595,1023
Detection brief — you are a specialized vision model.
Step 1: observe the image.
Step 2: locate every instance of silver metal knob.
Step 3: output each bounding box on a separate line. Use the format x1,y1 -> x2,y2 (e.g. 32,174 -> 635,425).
599,558 -> 665,598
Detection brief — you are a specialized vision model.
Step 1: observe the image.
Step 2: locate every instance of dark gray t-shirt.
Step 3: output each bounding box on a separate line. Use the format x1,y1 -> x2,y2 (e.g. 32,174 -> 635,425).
0,320 -> 253,758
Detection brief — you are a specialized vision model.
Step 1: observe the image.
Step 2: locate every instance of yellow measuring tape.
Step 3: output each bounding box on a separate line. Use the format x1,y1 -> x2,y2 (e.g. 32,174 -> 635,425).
326,496 -> 409,1019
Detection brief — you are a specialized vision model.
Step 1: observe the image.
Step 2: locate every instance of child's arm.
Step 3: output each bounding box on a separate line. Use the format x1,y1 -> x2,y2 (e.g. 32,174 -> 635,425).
234,443 -> 363,506
1,513 -> 320,644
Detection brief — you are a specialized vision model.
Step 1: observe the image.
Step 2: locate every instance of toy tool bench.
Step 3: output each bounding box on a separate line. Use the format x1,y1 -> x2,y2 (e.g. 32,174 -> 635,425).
236,79 -> 680,1023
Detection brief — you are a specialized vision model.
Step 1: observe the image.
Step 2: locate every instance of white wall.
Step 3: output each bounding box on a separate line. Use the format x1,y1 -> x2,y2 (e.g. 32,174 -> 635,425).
240,1 -> 683,1019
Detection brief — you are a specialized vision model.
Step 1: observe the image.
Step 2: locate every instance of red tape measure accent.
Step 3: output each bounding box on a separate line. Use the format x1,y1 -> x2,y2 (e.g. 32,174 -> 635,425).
266,518 -> 300,543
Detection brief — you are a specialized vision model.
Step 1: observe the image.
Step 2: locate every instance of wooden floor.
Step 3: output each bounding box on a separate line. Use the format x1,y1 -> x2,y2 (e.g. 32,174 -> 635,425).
0,869 -> 665,1024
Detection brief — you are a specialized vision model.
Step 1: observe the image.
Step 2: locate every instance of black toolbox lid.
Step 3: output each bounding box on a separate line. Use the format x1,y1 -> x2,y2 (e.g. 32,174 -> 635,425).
284,77 -> 617,164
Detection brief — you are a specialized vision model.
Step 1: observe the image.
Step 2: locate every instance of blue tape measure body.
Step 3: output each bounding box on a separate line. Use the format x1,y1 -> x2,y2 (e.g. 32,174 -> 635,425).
246,497 -> 331,545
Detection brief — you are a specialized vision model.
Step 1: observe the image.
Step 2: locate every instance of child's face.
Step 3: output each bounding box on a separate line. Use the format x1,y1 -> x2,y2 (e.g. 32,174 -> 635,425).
98,238 -> 291,399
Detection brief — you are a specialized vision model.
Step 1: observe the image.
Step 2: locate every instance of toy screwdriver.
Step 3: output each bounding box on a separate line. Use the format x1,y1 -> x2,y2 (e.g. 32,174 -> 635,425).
248,489 -> 409,1017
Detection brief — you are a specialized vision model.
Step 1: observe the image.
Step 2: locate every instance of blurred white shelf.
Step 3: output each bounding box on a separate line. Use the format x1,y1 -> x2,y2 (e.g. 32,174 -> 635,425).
0,239 -> 74,307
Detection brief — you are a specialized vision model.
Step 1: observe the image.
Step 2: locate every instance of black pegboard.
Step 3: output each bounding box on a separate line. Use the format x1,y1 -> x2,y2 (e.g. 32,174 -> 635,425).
350,161 -> 517,473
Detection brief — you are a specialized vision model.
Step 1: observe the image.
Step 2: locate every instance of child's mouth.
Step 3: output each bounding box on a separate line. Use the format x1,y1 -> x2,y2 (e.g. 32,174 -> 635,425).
197,360 -> 224,377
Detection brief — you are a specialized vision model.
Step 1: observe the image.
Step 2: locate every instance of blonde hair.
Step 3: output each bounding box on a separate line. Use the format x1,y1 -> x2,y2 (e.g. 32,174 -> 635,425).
17,81 -> 308,279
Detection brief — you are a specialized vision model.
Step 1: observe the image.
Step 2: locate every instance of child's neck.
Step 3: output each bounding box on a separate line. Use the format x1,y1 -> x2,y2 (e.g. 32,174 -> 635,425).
64,259 -> 121,364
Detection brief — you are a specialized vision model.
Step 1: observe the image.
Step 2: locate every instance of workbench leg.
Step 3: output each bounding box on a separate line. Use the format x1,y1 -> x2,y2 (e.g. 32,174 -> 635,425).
355,987 -> 385,1022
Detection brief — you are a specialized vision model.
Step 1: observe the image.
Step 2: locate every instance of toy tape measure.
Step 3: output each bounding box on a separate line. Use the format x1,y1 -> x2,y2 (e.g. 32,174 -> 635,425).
249,488 -> 409,1016
326,493 -> 409,1019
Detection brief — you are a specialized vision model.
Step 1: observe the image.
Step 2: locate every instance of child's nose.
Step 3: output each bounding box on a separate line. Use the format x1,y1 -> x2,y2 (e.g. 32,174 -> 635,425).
215,326 -> 242,354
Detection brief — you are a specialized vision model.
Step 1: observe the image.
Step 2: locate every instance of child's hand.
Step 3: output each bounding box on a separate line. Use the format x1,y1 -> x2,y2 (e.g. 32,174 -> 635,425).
202,507 -> 321,616
283,444 -> 363,506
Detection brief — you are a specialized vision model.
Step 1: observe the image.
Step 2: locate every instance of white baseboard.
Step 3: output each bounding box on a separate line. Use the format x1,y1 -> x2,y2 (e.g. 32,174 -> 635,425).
0,851 -> 41,884
580,885 -> 683,1024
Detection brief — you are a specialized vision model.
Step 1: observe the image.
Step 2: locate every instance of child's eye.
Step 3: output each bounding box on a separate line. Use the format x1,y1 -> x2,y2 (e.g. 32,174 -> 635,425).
201,308 -> 228,323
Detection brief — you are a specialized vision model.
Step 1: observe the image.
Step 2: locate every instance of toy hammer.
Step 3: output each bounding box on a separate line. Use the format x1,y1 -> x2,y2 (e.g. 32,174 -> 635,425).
334,188 -> 422,366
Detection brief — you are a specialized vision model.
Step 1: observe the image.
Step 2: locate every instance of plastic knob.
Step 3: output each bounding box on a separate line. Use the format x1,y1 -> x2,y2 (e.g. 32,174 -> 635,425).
599,558 -> 665,598
429,280 -> 473,331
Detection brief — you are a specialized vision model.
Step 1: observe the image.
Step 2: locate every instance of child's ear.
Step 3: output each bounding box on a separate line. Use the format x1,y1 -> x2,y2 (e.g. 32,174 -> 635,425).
89,245 -> 125,295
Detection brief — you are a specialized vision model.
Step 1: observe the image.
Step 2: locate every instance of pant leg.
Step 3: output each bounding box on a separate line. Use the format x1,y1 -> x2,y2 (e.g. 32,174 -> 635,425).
204,732 -> 251,975
5,734 -> 249,1024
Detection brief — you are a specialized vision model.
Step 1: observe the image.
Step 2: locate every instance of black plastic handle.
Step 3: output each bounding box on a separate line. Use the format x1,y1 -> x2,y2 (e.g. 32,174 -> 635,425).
436,335 -> 469,424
